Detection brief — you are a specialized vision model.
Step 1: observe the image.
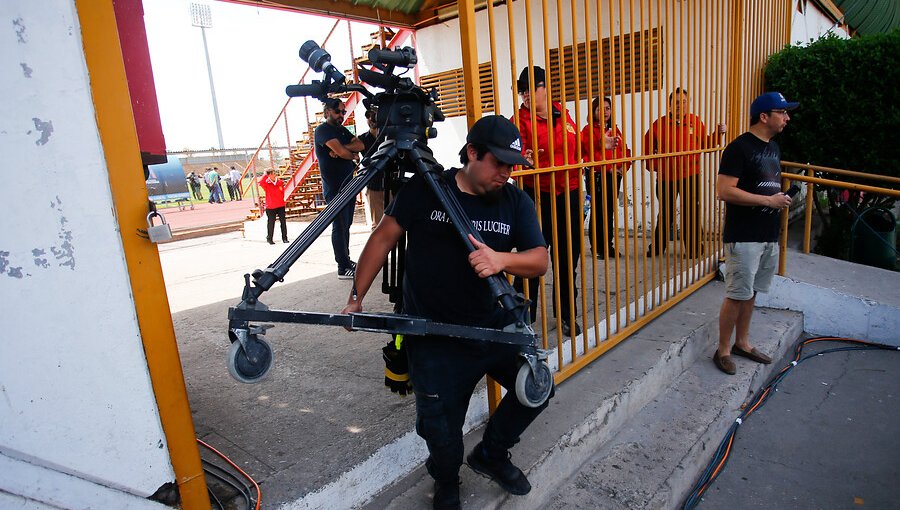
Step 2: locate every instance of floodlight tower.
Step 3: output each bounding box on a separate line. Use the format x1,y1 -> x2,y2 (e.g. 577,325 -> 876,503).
190,2 -> 225,150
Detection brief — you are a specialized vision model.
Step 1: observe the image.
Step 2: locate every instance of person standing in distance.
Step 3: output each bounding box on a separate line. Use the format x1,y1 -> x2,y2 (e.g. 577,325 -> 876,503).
644,88 -> 726,257
315,98 -> 365,279
228,165 -> 243,200
358,108 -> 385,228
714,92 -> 798,375
342,116 -> 551,510
259,168 -> 288,245
581,96 -> 633,258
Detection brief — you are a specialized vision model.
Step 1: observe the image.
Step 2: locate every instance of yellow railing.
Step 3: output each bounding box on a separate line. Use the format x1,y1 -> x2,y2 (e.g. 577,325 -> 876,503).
456,0 -> 794,390
778,161 -> 900,274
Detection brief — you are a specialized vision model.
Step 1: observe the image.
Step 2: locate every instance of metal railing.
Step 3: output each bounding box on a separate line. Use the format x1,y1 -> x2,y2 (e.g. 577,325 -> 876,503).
778,161 -> 900,274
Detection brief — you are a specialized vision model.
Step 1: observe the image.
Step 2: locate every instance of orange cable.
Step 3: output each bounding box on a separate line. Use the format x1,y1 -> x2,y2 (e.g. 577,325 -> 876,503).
197,438 -> 262,510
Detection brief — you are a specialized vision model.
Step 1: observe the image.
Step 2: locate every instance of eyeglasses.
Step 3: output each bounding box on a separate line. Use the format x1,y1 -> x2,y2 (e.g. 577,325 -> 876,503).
768,109 -> 788,115
518,83 -> 545,94
333,109 -> 347,115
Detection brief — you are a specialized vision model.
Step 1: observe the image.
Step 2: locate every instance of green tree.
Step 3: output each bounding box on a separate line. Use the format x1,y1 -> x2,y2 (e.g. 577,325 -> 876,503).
764,29 -> 900,262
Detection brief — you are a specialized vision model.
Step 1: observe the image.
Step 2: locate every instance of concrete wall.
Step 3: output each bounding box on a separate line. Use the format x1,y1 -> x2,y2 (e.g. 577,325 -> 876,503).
0,0 -> 174,505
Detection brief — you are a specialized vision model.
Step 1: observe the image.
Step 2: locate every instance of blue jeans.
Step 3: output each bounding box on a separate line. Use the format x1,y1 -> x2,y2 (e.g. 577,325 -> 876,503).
209,182 -> 224,203
322,180 -> 354,270
406,335 -> 552,483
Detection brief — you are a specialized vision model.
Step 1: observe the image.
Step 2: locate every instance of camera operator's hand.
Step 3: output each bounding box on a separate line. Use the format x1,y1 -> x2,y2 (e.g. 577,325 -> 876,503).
341,301 -> 362,331
765,192 -> 793,210
468,234 -> 504,278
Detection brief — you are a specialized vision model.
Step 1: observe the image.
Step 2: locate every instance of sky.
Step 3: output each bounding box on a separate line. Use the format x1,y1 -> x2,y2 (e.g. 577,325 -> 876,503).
142,0 -> 381,152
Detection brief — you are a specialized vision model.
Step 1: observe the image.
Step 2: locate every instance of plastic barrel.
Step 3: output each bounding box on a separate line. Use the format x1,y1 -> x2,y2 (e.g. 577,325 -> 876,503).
850,207 -> 897,270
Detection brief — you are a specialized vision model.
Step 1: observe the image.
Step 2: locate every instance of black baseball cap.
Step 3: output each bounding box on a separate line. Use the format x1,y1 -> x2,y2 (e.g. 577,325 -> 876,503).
517,66 -> 546,94
461,115 -> 532,167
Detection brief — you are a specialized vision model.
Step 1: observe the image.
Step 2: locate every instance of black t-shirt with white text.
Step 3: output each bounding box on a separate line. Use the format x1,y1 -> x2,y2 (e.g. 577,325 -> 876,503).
314,122 -> 357,192
386,168 -> 545,329
718,132 -> 783,243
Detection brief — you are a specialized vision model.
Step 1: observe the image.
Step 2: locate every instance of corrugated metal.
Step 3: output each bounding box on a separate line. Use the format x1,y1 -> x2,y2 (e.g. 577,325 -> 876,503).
350,0 -> 424,15
833,0 -> 900,35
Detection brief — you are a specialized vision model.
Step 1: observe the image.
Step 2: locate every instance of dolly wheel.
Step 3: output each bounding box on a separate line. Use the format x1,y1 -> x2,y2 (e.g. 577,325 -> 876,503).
227,336 -> 273,383
514,360 -> 553,408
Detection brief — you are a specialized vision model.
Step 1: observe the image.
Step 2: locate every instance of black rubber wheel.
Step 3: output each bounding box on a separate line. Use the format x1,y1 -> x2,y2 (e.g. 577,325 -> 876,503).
227,336 -> 273,383
514,360 -> 553,408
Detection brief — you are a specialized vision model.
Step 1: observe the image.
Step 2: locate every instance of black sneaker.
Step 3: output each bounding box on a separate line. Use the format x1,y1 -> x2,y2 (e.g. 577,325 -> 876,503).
466,442 -> 531,495
561,319 -> 581,337
337,267 -> 355,280
433,479 -> 461,510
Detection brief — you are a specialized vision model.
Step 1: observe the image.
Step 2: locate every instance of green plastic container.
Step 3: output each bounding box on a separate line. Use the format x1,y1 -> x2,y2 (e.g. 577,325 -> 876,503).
850,207 -> 897,270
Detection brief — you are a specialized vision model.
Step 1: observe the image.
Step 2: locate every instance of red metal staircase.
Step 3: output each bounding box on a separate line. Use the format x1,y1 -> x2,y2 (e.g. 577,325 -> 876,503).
240,24 -> 413,219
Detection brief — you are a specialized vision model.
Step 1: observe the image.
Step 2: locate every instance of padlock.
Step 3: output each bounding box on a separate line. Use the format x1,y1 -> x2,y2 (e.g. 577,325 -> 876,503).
147,211 -> 173,243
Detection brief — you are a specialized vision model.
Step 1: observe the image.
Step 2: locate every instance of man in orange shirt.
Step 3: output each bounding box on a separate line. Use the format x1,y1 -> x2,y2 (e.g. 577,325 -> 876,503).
643,88 -> 726,257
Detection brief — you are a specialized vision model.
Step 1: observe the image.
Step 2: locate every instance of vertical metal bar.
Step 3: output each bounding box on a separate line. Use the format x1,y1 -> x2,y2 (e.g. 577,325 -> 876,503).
570,0 -> 589,346
627,0 -> 641,318
555,0 -> 578,347
638,0 -> 648,316
689,0 -> 699,284
607,0 -> 621,328
458,0 -> 482,129
778,177 -> 790,275
599,0 -> 612,340
584,0 -> 600,346
804,165 -> 814,253
486,0 -> 500,111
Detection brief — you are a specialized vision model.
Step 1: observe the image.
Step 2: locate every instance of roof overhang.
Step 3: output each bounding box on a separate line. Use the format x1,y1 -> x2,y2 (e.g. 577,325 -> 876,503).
220,0 -> 472,28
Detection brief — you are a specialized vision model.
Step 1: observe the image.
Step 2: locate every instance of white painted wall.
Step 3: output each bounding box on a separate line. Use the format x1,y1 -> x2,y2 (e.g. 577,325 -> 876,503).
791,0 -> 849,45
0,0 -> 174,505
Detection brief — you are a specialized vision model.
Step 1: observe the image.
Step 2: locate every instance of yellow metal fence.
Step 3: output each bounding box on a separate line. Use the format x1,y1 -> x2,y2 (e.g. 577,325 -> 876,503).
456,0 -> 793,385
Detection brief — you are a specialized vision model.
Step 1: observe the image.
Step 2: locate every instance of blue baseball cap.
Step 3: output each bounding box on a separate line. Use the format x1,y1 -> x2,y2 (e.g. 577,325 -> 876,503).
750,92 -> 799,116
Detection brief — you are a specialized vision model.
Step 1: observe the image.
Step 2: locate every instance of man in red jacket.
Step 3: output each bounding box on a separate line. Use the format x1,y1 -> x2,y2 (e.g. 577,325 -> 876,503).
643,88 -> 726,258
513,65 -> 582,338
259,168 -> 288,245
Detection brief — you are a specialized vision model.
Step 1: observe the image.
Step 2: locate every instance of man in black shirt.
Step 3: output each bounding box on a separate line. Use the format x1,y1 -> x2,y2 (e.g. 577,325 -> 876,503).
714,92 -> 798,375
314,99 -> 365,279
342,116 -> 550,509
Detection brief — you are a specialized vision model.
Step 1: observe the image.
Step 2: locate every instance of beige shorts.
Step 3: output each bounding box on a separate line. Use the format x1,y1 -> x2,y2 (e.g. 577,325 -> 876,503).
724,242 -> 778,301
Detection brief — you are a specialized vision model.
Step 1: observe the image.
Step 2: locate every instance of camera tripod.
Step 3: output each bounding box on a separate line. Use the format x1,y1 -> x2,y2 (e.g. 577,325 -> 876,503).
226,42 -> 553,407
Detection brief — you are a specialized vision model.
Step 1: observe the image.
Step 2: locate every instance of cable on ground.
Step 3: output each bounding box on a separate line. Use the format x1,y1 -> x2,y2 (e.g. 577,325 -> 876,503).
682,336 -> 898,510
198,438 -> 262,510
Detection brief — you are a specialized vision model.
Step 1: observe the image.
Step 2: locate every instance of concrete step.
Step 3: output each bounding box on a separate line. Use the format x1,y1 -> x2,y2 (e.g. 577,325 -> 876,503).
543,312 -> 803,510
360,284 -> 803,509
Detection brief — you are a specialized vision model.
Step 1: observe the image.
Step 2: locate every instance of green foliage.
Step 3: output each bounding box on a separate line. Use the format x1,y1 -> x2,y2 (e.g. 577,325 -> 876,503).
764,30 -> 900,265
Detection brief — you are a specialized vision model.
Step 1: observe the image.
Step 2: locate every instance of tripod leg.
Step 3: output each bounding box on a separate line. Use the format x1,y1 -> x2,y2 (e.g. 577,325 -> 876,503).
406,142 -> 531,327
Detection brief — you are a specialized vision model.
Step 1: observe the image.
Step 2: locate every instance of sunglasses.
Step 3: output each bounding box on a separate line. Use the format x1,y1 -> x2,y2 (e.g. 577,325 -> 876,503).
331,108 -> 347,115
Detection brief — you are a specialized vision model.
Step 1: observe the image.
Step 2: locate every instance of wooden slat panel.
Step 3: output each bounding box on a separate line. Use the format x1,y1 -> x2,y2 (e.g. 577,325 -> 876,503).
548,27 -> 663,100
419,61 -> 494,118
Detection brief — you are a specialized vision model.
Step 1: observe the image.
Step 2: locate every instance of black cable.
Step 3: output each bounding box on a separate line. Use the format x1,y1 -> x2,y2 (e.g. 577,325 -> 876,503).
682,336 -> 898,510
207,486 -> 225,510
202,458 -> 254,510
